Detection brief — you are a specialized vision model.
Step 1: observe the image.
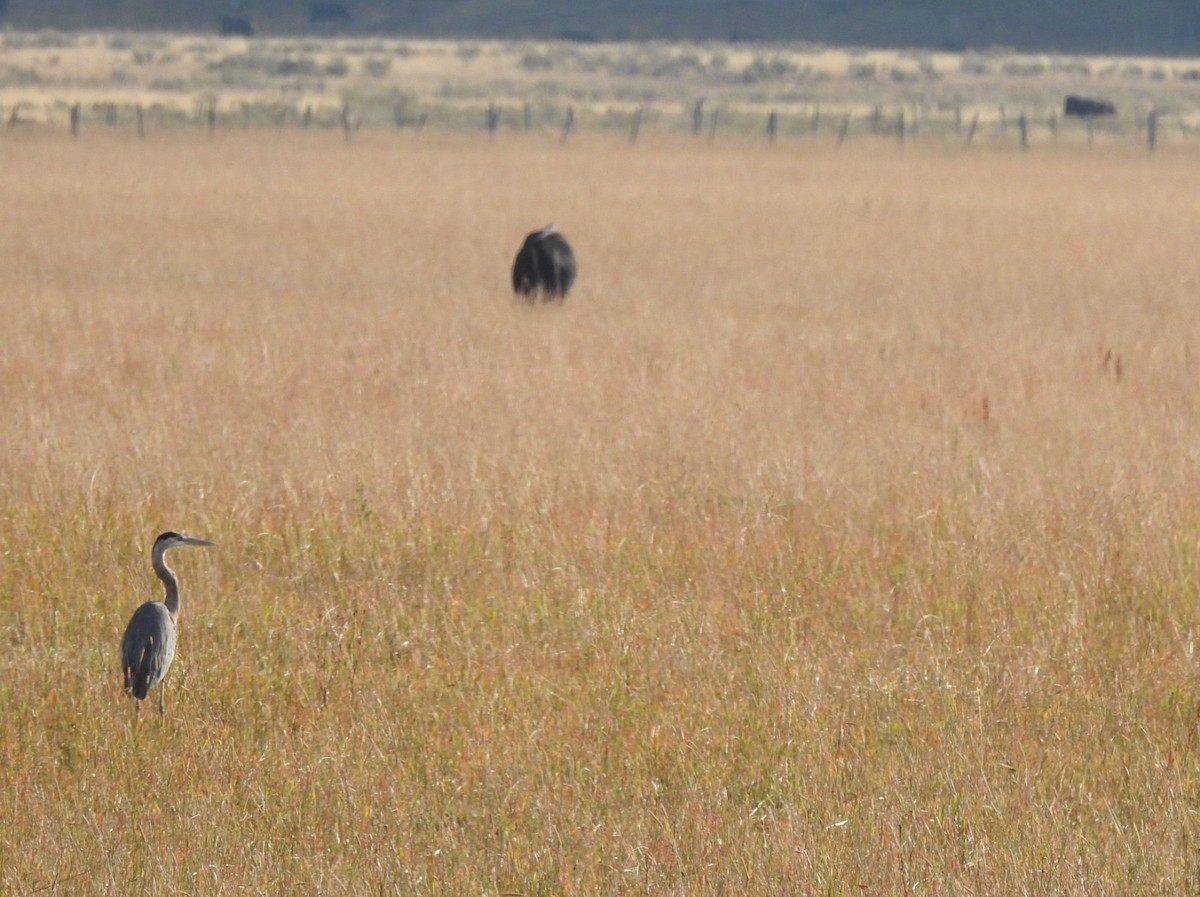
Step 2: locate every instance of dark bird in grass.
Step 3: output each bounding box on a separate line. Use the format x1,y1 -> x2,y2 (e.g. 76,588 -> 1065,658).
120,531 -> 214,719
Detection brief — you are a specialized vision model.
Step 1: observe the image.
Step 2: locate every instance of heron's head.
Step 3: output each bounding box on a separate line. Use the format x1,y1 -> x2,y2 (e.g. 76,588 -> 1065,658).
155,531 -> 216,550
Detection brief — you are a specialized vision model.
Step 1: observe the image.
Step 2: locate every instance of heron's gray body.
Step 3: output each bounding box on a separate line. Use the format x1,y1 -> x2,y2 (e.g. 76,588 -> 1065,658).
119,531 -> 213,718
121,600 -> 177,700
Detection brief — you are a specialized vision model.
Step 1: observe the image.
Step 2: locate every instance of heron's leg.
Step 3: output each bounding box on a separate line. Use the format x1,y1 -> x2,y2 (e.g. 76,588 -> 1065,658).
158,681 -> 166,718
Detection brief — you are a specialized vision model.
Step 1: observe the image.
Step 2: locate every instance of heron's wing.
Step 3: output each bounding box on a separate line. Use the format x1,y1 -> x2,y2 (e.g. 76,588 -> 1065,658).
120,602 -> 176,698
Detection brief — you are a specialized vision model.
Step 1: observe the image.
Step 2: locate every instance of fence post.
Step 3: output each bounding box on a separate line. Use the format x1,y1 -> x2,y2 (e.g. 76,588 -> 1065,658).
836,112 -> 850,148
629,106 -> 642,144
69,102 -> 80,137
964,111 -> 979,147
766,110 -> 777,144
559,107 -> 574,143
1018,111 -> 1028,149
1147,109 -> 1158,153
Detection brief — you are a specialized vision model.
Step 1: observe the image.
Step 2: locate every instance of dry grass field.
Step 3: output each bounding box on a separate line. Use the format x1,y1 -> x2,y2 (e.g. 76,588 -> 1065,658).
3,122 -> 1200,894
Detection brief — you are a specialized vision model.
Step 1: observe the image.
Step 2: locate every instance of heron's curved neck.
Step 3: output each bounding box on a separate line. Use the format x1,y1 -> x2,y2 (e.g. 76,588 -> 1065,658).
152,547 -> 181,618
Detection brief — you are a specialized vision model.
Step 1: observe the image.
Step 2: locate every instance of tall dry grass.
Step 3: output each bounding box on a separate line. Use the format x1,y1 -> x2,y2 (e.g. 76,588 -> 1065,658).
3,130 -> 1200,894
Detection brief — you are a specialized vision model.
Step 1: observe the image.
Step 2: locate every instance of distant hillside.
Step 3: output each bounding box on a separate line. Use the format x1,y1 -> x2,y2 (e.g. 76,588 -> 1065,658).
6,0 -> 1200,55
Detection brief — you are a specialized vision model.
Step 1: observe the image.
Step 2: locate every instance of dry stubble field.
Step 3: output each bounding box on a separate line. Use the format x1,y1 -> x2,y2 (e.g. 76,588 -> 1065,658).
3,129 -> 1200,895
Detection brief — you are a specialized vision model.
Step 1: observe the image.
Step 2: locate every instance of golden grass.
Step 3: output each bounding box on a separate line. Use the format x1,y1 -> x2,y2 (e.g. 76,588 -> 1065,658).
4,130 -> 1200,894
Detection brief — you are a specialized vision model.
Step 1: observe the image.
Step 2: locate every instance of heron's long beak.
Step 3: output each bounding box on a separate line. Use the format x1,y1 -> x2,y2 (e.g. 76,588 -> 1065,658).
181,536 -> 216,547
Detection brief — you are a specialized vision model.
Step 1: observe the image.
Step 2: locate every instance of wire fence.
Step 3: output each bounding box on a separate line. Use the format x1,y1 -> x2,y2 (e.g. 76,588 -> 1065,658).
5,91 -> 1189,154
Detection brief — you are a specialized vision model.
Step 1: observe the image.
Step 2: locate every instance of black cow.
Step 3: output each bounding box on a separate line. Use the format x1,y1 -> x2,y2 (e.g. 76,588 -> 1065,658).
219,15 -> 254,36
1064,95 -> 1116,118
512,225 -> 576,302
309,2 -> 353,27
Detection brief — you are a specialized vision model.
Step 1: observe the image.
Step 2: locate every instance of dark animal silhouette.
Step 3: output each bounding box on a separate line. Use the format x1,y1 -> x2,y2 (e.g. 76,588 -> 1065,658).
1064,95 -> 1116,118
309,1 -> 353,27
512,225 -> 577,302
120,531 -> 215,719
218,15 -> 254,36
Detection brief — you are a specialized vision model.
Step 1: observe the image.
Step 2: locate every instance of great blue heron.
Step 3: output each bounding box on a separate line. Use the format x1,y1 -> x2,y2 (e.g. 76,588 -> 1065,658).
120,531 -> 214,719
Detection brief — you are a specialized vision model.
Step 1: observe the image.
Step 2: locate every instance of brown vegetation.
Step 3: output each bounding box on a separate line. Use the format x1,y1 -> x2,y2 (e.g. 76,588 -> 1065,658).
3,128 -> 1200,894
